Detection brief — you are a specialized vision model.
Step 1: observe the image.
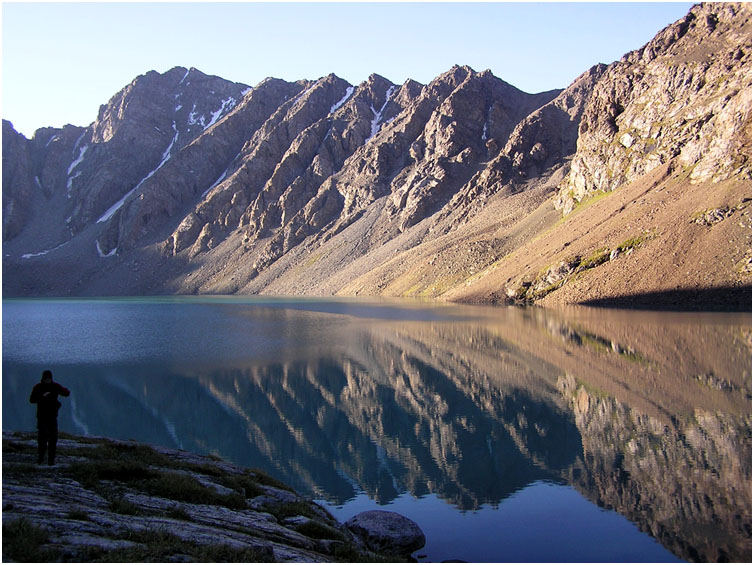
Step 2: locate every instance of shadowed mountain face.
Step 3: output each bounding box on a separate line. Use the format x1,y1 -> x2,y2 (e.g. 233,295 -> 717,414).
3,3 -> 750,304
2,300 -> 750,561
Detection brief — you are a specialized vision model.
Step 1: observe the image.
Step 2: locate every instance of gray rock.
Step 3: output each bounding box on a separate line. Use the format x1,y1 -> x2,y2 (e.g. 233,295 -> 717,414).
282,515 -> 312,527
1,432 -> 376,563
556,3 -> 752,214
345,510 -> 425,555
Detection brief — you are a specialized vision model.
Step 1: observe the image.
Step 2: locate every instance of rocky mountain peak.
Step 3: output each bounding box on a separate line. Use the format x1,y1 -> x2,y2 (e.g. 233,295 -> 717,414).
556,2 -> 752,213
3,3 -> 750,303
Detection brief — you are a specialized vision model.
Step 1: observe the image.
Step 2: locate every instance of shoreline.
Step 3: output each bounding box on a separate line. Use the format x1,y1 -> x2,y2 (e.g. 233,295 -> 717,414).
3,287 -> 751,313
2,431 -> 417,562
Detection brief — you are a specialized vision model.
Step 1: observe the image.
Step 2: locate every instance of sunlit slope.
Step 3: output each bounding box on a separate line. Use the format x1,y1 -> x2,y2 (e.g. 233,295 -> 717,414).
442,163 -> 752,306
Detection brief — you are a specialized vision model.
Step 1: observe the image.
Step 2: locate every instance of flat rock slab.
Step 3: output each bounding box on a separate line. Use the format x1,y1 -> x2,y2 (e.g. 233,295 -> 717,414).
345,510 -> 425,555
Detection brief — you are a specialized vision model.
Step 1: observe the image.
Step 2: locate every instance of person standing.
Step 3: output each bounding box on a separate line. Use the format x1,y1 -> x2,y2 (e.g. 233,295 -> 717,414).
29,370 -> 70,466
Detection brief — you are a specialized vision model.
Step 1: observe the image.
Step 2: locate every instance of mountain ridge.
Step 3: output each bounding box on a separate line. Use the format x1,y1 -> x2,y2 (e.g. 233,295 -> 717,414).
3,3 -> 751,307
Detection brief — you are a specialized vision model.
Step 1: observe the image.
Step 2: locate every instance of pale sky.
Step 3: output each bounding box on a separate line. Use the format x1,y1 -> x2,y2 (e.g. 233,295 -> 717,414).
2,1 -> 694,138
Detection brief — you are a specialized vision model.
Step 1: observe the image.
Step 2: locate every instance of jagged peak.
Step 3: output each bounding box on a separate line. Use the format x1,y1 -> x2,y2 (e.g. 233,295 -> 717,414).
2,120 -> 33,142
256,76 -> 296,89
448,64 -> 476,74
298,74 -> 350,95
367,72 -> 391,83
319,73 -> 351,88
429,65 -> 476,90
364,73 -> 396,94
3,119 -> 19,133
166,65 -> 189,77
349,74 -> 397,109
402,77 -> 424,89
122,66 -> 196,91
616,2 -> 751,67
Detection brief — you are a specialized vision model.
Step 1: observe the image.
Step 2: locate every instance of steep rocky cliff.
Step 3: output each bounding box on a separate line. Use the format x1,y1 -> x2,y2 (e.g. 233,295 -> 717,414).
2,3 -> 751,306
556,2 -> 752,213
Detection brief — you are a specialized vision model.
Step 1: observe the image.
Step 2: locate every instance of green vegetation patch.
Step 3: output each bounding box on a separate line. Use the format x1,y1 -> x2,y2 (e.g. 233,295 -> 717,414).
616,234 -> 648,252
175,462 -> 263,496
166,504 -> 192,521
58,431 -> 109,444
558,189 -> 612,222
294,520 -> 348,541
304,252 -> 323,268
578,247 -> 611,270
3,439 -> 33,454
406,273 -> 465,298
64,453 -> 248,511
109,497 -> 143,516
103,455 -> 162,478
219,472 -> 266,499
81,527 -> 274,563
85,442 -> 175,467
513,232 -> 653,303
2,462 -> 40,479
66,509 -> 92,521
66,458 -> 161,489
690,206 -> 736,226
60,440 -> 272,509
140,471 -> 247,510
262,500 -> 321,522
251,468 -> 296,492
2,518 -> 56,563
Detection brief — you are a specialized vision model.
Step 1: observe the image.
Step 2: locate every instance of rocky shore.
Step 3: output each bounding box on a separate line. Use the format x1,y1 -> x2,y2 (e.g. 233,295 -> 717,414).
2,431 -> 425,562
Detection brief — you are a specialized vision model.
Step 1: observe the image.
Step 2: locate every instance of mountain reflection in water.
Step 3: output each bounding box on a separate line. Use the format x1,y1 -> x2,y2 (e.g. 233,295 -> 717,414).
2,298 -> 751,562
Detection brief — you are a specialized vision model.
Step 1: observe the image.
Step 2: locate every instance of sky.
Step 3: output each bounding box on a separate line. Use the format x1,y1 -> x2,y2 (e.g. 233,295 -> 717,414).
2,1 -> 695,138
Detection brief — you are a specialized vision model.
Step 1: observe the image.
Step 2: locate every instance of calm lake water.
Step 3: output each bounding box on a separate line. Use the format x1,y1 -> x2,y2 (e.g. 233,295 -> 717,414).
3,297 -> 751,562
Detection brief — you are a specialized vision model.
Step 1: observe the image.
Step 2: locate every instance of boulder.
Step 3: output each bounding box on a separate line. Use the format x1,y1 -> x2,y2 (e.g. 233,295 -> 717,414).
345,510 -> 425,555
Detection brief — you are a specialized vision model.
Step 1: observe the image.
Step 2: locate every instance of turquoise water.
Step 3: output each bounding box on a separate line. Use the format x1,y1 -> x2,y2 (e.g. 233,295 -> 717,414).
3,297 -> 750,562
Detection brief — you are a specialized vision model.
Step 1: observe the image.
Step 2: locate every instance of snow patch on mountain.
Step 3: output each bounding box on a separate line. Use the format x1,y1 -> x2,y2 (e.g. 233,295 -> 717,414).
368,86 -> 396,140
330,86 -> 354,114
205,97 -> 237,130
21,241 -> 68,259
96,239 -> 117,258
203,169 -> 229,197
66,171 -> 82,197
97,122 -> 179,223
482,106 -> 492,142
187,97 -> 238,131
292,83 -> 318,107
67,145 -> 88,175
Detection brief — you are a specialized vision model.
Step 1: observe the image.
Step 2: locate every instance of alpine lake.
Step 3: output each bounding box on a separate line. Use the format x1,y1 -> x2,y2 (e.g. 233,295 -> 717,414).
2,297 -> 751,562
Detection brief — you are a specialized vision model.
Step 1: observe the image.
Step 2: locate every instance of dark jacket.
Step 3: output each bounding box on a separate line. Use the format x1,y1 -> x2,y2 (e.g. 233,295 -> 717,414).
30,381 -> 70,420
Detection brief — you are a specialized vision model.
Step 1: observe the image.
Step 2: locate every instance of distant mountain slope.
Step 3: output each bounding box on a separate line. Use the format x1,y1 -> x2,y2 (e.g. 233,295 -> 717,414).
3,3 -> 751,308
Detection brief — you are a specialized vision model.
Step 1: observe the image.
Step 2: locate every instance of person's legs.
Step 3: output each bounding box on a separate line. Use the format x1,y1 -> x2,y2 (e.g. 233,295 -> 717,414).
48,420 -> 58,465
37,421 -> 48,464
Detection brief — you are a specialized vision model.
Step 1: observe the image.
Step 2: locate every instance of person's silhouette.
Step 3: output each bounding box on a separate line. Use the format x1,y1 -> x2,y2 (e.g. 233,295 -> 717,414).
29,370 -> 70,466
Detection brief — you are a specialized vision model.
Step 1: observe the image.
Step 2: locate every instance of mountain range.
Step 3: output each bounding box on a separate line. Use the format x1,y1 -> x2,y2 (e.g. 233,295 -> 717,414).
3,2 -> 751,308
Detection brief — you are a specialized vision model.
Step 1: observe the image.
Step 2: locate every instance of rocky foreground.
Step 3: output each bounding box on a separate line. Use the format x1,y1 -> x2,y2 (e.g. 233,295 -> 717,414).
1,431 -> 425,562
